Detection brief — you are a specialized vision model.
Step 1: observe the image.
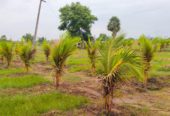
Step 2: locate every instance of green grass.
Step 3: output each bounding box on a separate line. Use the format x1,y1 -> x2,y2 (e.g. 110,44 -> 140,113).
0,75 -> 50,89
68,65 -> 90,73
66,50 -> 91,73
0,92 -> 87,116
63,74 -> 82,83
0,68 -> 24,76
150,50 -> 170,77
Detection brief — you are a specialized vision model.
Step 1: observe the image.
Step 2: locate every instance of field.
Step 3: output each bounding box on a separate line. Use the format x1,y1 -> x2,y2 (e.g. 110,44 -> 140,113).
0,44 -> 170,116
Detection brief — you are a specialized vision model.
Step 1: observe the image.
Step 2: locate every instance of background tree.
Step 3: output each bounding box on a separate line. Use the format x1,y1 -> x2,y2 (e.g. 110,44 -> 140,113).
22,33 -> 33,43
58,2 -> 97,38
0,35 -> 7,41
96,34 -> 109,41
38,37 -> 46,44
107,16 -> 120,38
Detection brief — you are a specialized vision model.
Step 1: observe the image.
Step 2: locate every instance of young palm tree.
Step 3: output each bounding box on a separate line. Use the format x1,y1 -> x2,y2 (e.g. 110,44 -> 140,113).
52,36 -> 79,88
139,35 -> 155,86
86,40 -> 98,74
0,46 -> 3,64
42,40 -> 50,62
18,42 -> 36,72
0,41 -> 13,68
98,38 -> 142,113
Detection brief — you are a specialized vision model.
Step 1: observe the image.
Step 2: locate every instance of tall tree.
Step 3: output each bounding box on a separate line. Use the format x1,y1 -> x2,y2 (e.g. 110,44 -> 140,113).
107,16 -> 120,38
58,2 -> 97,38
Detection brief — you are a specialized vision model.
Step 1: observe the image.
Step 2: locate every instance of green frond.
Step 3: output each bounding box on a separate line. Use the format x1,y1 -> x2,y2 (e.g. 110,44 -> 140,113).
0,41 -> 13,67
18,42 -> 36,70
139,35 -> 155,63
52,35 -> 79,73
98,36 -> 142,83
42,40 -> 51,61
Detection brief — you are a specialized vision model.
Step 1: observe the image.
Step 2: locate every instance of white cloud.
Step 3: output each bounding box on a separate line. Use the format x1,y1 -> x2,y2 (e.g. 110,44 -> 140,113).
0,0 -> 170,40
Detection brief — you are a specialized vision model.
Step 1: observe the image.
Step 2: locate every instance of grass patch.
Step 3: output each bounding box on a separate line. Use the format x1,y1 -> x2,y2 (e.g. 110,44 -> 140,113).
0,75 -> 50,89
67,57 -> 89,65
68,65 -> 89,73
0,68 -> 24,76
63,74 -> 82,83
0,92 -> 87,116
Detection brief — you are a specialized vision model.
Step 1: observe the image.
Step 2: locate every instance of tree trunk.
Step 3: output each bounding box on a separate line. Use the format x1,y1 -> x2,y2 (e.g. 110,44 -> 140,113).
104,94 -> 112,113
144,70 -> 148,88
7,61 -> 10,68
46,55 -> 49,62
91,64 -> 96,75
144,62 -> 150,88
112,32 -> 117,39
55,72 -> 61,89
25,64 -> 29,72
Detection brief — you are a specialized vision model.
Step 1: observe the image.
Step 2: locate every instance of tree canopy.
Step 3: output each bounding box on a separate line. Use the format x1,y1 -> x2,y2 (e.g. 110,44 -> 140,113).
22,33 -> 33,43
58,2 -> 97,37
0,35 -> 7,41
107,16 -> 120,38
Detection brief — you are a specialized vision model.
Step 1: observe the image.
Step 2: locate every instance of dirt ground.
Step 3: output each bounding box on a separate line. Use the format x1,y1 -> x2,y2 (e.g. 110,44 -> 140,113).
1,61 -> 170,116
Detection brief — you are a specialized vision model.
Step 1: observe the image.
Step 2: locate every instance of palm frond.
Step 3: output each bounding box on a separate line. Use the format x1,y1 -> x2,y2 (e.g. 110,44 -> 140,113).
139,35 -> 155,63
86,39 -> 98,73
0,41 -> 13,67
18,42 -> 36,71
42,40 -> 51,61
52,35 -> 79,73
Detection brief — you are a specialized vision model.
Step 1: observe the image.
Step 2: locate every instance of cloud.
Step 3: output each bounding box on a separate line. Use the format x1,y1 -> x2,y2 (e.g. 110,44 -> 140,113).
0,0 -> 170,40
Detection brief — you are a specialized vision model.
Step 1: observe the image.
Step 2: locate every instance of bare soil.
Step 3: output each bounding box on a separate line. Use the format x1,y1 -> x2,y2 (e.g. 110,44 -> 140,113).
1,61 -> 170,116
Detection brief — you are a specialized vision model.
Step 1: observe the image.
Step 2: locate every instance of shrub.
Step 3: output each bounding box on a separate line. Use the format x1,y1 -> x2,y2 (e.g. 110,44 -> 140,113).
52,34 -> 79,88
42,40 -> 50,62
0,41 -> 13,67
18,42 -> 36,72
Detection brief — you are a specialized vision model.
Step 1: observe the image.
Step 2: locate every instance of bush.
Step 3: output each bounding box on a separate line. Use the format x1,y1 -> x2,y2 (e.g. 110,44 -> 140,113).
0,41 -> 13,67
18,42 -> 36,72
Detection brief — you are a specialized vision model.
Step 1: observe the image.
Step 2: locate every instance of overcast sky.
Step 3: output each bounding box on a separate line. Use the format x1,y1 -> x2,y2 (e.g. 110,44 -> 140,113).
0,0 -> 170,40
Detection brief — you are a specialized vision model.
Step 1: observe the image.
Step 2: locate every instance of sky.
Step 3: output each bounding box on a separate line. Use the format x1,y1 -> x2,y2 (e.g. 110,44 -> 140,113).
0,0 -> 170,40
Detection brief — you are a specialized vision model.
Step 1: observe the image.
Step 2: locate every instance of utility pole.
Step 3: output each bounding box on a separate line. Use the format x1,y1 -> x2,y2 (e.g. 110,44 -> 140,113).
33,0 -> 46,45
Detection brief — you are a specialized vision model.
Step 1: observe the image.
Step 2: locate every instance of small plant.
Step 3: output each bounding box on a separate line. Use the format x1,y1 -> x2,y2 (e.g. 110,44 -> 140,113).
98,38 -> 142,113
86,40 -> 98,74
52,35 -> 79,88
139,35 -> 155,86
18,42 -> 36,72
42,40 -> 50,62
0,41 -> 13,68
0,44 -> 3,63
